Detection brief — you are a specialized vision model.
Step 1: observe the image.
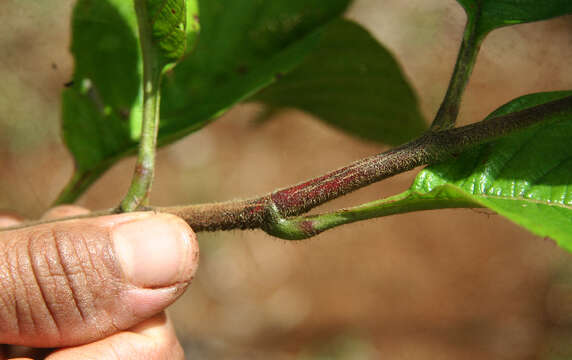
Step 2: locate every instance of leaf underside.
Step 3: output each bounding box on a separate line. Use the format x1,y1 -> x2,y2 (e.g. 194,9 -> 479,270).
253,19 -> 426,146
411,91 -> 572,250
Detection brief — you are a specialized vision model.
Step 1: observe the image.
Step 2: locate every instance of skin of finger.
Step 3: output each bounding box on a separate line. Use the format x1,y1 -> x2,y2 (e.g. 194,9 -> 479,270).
0,214 -> 34,360
41,206 -> 90,221
45,312 -> 184,360
0,214 -> 23,228
2,313 -> 183,359
0,212 -> 196,347
2,203 -> 183,358
0,207 -> 80,358
1,207 -> 151,358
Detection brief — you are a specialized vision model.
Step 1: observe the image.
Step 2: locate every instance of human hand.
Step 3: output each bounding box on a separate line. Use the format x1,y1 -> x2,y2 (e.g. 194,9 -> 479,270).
0,206 -> 199,359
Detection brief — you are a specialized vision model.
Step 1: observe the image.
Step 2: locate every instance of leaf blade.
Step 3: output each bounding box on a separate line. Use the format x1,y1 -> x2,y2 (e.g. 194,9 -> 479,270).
253,19 -> 426,145
412,91 -> 572,249
158,0 -> 353,139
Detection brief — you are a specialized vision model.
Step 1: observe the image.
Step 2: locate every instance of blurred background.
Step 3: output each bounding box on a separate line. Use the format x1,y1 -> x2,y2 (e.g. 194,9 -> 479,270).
2,0 -> 572,358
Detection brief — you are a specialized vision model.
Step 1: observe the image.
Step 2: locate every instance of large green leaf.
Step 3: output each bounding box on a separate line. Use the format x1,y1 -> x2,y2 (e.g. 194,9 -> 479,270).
58,0 -> 352,203
253,19 -> 426,146
411,91 -> 572,250
457,0 -> 572,37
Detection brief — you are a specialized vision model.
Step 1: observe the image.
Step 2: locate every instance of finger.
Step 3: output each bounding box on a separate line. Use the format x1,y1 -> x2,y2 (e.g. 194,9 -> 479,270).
41,206 -> 90,221
0,212 -> 24,228
0,212 -> 199,348
45,312 -> 184,360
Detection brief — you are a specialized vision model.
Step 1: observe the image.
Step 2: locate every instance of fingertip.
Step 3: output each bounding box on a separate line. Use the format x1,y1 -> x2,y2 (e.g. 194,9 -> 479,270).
112,213 -> 199,289
0,211 -> 24,228
45,313 -> 184,360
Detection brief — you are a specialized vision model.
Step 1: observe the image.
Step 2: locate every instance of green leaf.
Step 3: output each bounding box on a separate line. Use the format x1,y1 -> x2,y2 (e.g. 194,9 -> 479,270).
158,0 -> 352,144
252,19 -> 426,145
411,91 -> 572,251
58,0 -> 352,203
457,0 -> 572,37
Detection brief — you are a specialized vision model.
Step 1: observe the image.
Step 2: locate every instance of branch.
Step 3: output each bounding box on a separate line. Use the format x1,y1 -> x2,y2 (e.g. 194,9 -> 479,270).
4,95 -> 571,237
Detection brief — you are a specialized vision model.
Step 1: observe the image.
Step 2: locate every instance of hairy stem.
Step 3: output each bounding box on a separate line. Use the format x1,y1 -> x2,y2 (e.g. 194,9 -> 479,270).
120,0 -> 162,212
6,95 -> 572,237
431,14 -> 483,131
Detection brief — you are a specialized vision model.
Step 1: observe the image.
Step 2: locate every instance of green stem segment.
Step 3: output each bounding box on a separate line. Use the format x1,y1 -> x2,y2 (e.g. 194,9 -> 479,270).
264,190 -> 480,240
120,0 -> 163,212
431,14 -> 484,131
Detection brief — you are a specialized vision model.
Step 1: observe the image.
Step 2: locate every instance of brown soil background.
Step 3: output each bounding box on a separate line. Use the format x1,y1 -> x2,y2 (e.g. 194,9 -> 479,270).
1,1 -> 572,358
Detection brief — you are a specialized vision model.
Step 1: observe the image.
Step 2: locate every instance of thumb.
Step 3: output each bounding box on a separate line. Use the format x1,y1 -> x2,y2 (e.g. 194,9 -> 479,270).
0,211 -> 198,348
